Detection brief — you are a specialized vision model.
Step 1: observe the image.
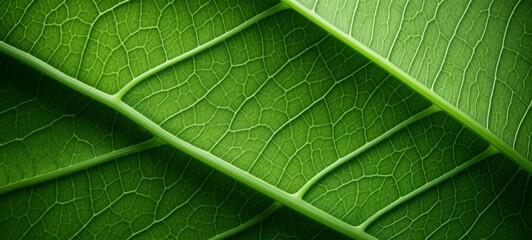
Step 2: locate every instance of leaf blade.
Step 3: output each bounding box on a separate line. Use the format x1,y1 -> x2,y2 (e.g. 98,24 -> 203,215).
1,0 -> 530,238
283,0 -> 532,172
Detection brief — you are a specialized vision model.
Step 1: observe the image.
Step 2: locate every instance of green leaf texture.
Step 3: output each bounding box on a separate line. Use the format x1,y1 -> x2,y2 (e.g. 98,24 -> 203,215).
1,53 -> 330,239
0,0 -> 530,239
0,146 -> 276,239
284,0 -> 532,167
0,54 -> 160,194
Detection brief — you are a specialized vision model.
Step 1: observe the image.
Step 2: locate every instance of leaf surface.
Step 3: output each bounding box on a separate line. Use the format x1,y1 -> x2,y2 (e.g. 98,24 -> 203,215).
0,0 -> 530,239
0,146 -> 280,239
284,0 -> 532,169
1,53 -> 303,239
0,54 -> 162,194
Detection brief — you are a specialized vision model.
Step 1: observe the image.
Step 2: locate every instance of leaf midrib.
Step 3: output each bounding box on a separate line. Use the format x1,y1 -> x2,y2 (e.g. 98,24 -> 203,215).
281,0 -> 532,174
0,2 -> 527,238
0,37 -> 378,240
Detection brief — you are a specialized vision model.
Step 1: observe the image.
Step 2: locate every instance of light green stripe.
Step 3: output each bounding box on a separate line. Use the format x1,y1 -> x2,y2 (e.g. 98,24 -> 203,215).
0,137 -> 165,195
210,202 -> 284,240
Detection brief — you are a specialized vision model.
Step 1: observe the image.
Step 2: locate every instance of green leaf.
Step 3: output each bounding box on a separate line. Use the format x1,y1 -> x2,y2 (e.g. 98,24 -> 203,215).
0,54 -> 161,194
1,0 -> 530,239
0,53 -> 298,239
283,0 -> 532,169
231,208 -> 350,239
0,146 -> 278,239
0,52 -> 336,239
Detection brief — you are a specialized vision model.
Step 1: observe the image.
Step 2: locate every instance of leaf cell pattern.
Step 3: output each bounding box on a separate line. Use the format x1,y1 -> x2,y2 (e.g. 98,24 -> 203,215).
0,0 -> 530,239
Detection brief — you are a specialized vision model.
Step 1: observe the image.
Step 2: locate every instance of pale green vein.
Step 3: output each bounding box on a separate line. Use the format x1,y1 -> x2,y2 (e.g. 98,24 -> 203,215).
514,101 -> 532,149
209,202 -> 284,240
3,0 -> 37,42
113,98 -> 377,240
358,145 -> 500,230
458,169 -> 521,239
0,39 -> 376,240
72,165 -> 207,240
0,99 -> 34,115
0,41 -> 117,107
0,137 -> 165,195
486,0 -> 521,128
1,100 -> 91,147
0,115 -> 70,147
295,105 -> 442,198
75,0 -> 131,78
127,171 -> 216,239
95,0 -> 130,15
426,168 -> 522,239
282,0 -> 532,173
112,2 -> 290,100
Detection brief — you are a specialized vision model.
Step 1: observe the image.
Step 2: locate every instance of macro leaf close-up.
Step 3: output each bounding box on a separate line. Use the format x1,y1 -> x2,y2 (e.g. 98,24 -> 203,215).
0,0 -> 530,239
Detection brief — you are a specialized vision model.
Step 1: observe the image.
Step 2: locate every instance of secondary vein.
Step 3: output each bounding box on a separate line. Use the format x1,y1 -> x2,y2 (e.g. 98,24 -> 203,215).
0,39 -> 415,240
281,0 -> 532,174
294,105 -> 441,198
0,137 -> 165,195
112,2 -> 290,100
209,202 -> 284,240
358,145 -> 500,230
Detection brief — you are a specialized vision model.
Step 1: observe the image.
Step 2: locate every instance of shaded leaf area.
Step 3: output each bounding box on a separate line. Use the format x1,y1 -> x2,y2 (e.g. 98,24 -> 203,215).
305,112 -> 532,238
0,146 -> 276,239
367,155 -> 532,239
232,208 -> 349,240
0,52 -> 342,239
0,0 -> 530,238
123,9 -> 531,237
125,10 -> 431,193
0,53 -> 151,192
0,0 -> 279,94
290,0 -> 532,160
306,112 -> 487,225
